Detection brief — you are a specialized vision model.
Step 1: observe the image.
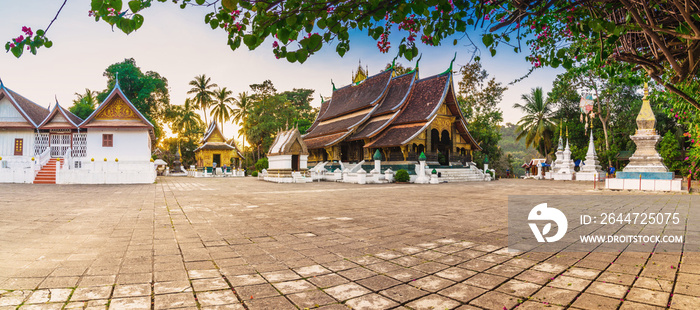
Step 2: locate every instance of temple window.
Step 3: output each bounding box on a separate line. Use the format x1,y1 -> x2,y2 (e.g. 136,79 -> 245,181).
102,134 -> 113,147
14,138 -> 23,155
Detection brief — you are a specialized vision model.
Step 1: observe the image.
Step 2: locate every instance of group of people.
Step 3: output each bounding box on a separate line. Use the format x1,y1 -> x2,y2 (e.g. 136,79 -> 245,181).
211,162 -> 228,175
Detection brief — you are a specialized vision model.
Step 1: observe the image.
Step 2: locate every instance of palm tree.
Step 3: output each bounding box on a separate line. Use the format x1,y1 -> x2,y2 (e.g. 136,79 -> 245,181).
513,87 -> 556,159
187,74 -> 218,125
171,98 -> 204,136
232,92 -> 250,124
210,87 -> 234,132
73,88 -> 99,106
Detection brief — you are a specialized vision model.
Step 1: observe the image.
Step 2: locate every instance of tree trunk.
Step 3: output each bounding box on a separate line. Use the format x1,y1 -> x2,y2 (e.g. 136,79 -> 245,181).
599,119 -> 612,167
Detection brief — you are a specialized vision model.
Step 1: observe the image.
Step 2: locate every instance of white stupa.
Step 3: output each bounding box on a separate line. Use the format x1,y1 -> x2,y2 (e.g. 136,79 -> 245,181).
552,128 -> 575,180
577,130 -> 605,181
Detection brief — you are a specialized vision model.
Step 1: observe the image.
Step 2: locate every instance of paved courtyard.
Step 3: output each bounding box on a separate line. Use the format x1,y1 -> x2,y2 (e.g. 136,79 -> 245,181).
0,177 -> 698,310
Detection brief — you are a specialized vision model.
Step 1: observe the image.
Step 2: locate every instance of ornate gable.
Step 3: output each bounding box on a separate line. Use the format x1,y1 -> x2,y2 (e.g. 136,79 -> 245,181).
80,82 -> 153,129
96,98 -> 139,120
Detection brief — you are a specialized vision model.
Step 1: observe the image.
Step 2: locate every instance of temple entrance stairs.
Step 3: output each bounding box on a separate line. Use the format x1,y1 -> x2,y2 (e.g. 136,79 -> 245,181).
34,159 -> 61,184
434,167 -> 487,182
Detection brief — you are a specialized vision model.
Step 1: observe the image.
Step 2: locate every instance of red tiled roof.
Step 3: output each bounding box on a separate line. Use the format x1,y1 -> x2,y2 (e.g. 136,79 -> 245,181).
2,87 -> 50,127
38,104 -> 83,129
319,70 -> 392,121
305,99 -> 330,134
304,132 -> 347,149
392,74 -> 449,125
364,123 -> 427,148
304,112 -> 369,139
373,71 -> 415,115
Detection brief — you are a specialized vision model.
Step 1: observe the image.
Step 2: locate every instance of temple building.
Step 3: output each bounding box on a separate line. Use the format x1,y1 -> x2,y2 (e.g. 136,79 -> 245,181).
302,59 -> 481,170
0,79 -> 156,184
262,128 -> 311,183
194,121 -> 244,170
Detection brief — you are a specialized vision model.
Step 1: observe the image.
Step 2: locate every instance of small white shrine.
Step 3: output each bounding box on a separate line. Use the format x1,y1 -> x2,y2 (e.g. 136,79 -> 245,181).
261,128 -> 312,183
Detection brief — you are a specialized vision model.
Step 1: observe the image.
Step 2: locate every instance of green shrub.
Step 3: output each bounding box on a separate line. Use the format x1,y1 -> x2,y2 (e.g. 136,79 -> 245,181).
251,171 -> 259,177
486,170 -> 494,178
255,158 -> 269,171
395,169 -> 410,182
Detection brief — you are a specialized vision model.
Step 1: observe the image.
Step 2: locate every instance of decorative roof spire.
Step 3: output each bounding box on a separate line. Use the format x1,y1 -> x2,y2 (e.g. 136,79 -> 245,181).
352,59 -> 368,84
440,52 -> 457,75
115,72 -> 120,89
419,151 -> 426,161
0,76 -> 4,88
331,79 -> 336,91
320,94 -> 324,103
557,120 -> 563,151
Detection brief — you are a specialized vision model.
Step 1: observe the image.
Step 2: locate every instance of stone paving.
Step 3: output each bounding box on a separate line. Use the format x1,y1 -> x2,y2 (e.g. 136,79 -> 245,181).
0,177 -> 698,309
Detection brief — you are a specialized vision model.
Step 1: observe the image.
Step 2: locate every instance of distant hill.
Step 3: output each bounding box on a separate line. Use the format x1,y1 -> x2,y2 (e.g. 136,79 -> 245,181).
499,123 -> 541,176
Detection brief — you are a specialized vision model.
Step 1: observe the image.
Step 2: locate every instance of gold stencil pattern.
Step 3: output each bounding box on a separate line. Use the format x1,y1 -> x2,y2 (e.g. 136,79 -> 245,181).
96,98 -> 139,120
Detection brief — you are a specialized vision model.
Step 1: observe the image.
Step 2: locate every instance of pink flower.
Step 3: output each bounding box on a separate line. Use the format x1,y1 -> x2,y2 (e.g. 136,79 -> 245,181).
686,157 -> 689,161
9,43 -> 15,48
21,26 -> 33,36
14,35 -> 24,43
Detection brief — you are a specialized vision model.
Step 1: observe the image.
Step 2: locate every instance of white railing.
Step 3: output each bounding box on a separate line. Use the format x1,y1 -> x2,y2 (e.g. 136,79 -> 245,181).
37,147 -> 51,167
62,149 -> 72,171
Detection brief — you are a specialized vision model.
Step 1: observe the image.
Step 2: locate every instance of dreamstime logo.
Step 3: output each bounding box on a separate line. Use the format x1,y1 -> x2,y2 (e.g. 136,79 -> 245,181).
528,203 -> 568,242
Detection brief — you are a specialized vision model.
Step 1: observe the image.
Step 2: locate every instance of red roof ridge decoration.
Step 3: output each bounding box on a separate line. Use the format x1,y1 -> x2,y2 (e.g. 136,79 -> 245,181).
79,81 -> 153,129
38,102 -> 83,129
0,83 -> 50,128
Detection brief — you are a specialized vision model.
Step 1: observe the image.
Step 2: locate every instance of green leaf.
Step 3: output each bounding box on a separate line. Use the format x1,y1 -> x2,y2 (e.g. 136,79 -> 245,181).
91,0 -> 104,11
482,34 -> 494,47
296,49 -> 308,63
243,34 -> 257,48
196,0 -> 205,5
474,56 -> 480,62
453,39 -> 458,45
286,16 -> 297,26
113,0 -> 123,11
132,14 -> 144,30
490,48 -> 496,57
36,29 -> 45,36
317,19 -> 326,29
44,41 -> 53,48
308,34 -> 322,51
11,46 -> 21,58
286,51 -> 297,62
222,0 -> 238,12
209,19 -> 219,29
556,49 -> 565,59
128,0 -> 141,13
277,28 -> 290,44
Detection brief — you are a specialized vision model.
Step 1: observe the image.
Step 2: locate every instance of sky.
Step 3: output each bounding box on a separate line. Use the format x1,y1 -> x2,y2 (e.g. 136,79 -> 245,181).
0,1 -> 563,143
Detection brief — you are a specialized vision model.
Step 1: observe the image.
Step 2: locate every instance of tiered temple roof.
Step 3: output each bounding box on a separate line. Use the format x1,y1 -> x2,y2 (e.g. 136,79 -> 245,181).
195,122 -> 244,158
302,62 -> 481,151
